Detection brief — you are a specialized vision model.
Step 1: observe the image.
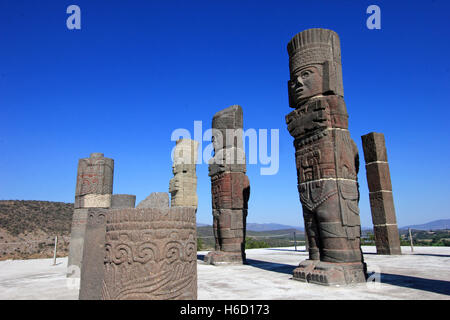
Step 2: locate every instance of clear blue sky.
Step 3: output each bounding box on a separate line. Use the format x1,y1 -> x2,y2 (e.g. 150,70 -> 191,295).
1,0 -> 449,228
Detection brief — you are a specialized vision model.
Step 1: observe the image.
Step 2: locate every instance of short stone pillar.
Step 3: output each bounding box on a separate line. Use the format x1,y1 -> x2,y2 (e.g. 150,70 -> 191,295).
204,105 -> 250,265
67,153 -> 114,277
361,132 -> 401,255
169,139 -> 199,208
101,207 -> 197,300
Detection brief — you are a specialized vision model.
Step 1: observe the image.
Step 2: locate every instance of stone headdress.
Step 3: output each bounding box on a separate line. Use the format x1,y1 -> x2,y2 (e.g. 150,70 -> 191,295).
287,28 -> 344,97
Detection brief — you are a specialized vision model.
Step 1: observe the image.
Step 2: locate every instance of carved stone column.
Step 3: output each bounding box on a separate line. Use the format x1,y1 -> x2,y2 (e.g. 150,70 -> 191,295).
285,29 -> 367,285
67,153 -> 114,277
204,105 -> 250,265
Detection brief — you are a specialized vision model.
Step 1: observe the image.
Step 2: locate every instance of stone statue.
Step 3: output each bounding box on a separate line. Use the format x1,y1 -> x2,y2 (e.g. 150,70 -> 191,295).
169,139 -> 199,208
285,29 -> 367,285
204,105 -> 250,265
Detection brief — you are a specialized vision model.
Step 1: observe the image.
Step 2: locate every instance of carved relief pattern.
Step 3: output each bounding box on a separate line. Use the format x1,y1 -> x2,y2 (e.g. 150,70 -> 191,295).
101,208 -> 197,300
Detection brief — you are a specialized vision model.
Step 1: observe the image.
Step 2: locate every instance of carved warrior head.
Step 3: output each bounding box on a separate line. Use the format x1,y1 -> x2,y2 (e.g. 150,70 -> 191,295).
287,28 -> 343,108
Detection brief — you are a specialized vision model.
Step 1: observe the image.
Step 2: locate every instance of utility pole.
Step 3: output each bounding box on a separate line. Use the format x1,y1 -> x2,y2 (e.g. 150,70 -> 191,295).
52,236 -> 58,265
293,232 -> 297,251
409,228 -> 414,252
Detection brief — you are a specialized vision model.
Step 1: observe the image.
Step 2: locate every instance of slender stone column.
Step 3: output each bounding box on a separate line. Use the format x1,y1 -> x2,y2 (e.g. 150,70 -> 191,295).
286,29 -> 367,285
361,132 -> 401,255
67,153 -> 114,277
204,105 -> 250,265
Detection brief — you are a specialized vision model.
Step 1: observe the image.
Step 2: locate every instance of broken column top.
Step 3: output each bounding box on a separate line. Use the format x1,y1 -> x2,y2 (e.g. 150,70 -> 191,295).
90,153 -> 104,158
212,105 -> 243,130
361,132 -> 388,163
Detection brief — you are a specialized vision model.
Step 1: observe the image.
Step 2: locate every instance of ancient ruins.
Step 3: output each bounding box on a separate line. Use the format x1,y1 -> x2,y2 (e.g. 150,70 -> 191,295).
74,147 -> 198,300
68,153 -> 114,277
285,28 -> 367,285
362,132 -> 402,255
204,105 -> 250,265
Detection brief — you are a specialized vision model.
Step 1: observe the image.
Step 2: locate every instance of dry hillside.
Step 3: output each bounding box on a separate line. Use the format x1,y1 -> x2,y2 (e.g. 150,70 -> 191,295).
0,200 -> 73,260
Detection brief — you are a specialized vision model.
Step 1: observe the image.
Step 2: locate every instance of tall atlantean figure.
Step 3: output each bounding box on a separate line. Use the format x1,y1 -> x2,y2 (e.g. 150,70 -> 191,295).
204,105 -> 250,265
285,28 -> 367,285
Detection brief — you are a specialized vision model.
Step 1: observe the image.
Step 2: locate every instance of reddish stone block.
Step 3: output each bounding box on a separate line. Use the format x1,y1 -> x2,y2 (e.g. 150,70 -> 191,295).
373,224 -> 401,255
365,162 -> 392,192
369,191 -> 397,225
361,132 -> 388,163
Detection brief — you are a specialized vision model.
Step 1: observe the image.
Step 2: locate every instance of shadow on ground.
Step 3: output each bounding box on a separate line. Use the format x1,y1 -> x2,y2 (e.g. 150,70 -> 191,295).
245,259 -> 295,275
380,273 -> 450,296
363,252 -> 450,258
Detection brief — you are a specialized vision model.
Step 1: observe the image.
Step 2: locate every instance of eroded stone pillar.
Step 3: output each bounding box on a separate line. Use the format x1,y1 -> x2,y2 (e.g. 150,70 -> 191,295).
361,132 -> 401,255
169,139 -> 199,208
67,153 -> 114,277
204,105 -> 250,265
101,207 -> 197,300
285,29 -> 367,285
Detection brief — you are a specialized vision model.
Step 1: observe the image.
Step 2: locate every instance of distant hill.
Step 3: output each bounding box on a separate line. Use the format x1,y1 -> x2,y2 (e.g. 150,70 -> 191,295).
0,200 -> 73,260
197,223 -> 304,232
400,219 -> 450,231
246,223 -> 303,232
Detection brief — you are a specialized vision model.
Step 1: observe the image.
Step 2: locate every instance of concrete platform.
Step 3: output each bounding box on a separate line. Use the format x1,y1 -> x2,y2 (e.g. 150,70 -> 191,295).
0,246 -> 449,300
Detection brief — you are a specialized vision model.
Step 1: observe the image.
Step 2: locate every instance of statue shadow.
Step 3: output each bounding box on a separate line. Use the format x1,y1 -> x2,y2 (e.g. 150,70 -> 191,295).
244,259 -> 295,275
379,273 -> 450,296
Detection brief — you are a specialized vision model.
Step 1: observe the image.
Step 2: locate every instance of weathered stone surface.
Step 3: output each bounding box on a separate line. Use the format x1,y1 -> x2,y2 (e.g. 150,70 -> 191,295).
169,139 -> 198,208
373,225 -> 402,255
101,207 -> 197,300
361,132 -> 388,163
369,191 -> 397,225
136,192 -> 169,209
74,153 -> 114,209
365,162 -> 392,192
79,208 -> 108,300
111,194 -> 136,209
76,194 -> 112,208
205,105 -> 250,265
67,208 -> 88,277
69,153 -> 114,277
286,28 -> 366,285
362,132 -> 401,255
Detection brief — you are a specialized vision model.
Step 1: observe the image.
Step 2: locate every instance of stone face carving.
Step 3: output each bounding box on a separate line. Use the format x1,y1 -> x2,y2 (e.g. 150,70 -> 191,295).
137,192 -> 170,209
101,207 -> 197,300
286,29 -> 367,285
169,139 -> 199,208
361,132 -> 401,255
68,153 -> 114,277
205,105 -> 250,265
